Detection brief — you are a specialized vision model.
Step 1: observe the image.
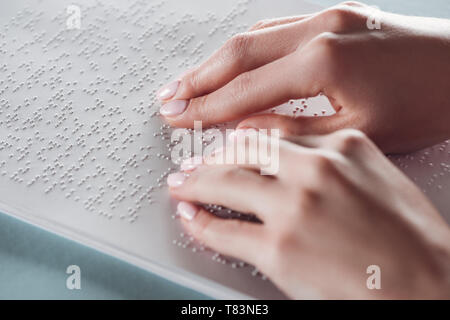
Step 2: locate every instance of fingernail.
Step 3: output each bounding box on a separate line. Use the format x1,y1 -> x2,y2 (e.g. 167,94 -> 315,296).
167,172 -> 186,187
237,126 -> 256,131
181,156 -> 203,172
177,201 -> 198,221
157,80 -> 180,101
160,100 -> 188,117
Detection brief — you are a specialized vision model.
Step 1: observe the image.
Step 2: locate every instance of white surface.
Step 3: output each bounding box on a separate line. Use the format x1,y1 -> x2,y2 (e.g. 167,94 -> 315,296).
0,0 -> 449,299
0,0 -> 327,299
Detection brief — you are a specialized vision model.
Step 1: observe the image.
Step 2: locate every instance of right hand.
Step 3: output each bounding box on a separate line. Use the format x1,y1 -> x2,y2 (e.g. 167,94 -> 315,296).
169,129 -> 450,299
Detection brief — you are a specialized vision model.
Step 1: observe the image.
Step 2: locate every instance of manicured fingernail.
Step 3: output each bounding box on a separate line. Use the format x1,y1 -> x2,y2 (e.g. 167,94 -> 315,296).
177,201 -> 198,221
238,126 -> 256,131
167,172 -> 186,187
157,80 -> 180,101
181,156 -> 203,172
160,100 -> 188,117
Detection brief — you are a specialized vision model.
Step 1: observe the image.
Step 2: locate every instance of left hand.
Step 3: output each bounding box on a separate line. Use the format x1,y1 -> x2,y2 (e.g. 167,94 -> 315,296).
167,129 -> 450,299
158,2 -> 450,153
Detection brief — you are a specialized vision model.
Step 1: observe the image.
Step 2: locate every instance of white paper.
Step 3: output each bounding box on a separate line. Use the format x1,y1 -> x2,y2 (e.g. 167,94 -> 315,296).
0,0 -> 449,299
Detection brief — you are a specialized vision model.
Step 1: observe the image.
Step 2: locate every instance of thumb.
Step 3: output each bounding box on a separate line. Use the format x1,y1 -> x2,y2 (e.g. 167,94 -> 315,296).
237,113 -> 349,137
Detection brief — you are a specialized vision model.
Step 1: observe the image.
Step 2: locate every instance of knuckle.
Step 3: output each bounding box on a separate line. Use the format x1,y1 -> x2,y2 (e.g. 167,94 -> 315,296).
189,95 -> 213,122
299,187 -> 322,209
250,19 -> 270,30
270,224 -> 297,255
331,129 -> 369,155
222,167 -> 239,181
312,154 -> 336,176
184,69 -> 202,94
313,32 -> 342,58
301,153 -> 341,185
282,186 -> 321,220
320,6 -> 358,31
293,189 -> 320,219
223,33 -> 252,66
339,1 -> 364,8
221,167 -> 250,183
310,32 -> 344,81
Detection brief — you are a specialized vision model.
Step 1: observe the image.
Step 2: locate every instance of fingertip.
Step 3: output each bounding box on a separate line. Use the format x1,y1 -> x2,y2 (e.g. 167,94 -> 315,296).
156,80 -> 181,101
159,103 -> 197,129
178,207 -> 213,243
158,67 -> 197,102
159,99 -> 189,117
177,201 -> 199,221
173,67 -> 204,101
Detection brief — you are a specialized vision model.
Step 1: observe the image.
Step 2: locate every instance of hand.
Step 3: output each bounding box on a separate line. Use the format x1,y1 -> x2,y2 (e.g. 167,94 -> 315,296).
158,2 -> 450,153
167,129 -> 450,299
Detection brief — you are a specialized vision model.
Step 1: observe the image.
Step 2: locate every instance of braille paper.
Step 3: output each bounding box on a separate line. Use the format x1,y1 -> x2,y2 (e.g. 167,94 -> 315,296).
0,0 -> 449,299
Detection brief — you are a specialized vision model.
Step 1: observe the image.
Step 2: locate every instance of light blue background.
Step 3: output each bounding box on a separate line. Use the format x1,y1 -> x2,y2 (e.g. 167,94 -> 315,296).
1,0 -> 448,299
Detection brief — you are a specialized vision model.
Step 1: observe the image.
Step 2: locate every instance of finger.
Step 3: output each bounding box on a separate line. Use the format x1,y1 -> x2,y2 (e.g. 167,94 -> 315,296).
168,165 -> 280,220
237,113 -> 351,138
159,5 -> 363,104
249,3 -> 365,33
288,129 -> 377,160
202,129 -> 282,176
162,50 -> 325,127
283,134 -> 326,148
177,201 -> 267,264
237,117 -> 376,163
169,24 -> 308,101
179,131 -> 277,174
248,14 -> 311,31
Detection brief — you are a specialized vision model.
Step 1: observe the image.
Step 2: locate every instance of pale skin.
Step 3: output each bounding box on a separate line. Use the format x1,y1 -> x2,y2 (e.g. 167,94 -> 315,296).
159,2 -> 450,299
